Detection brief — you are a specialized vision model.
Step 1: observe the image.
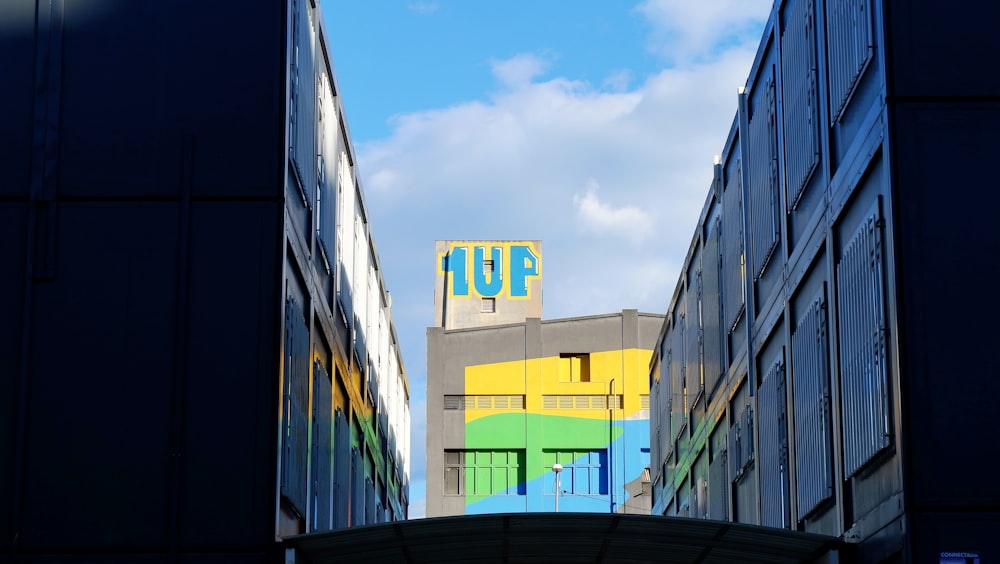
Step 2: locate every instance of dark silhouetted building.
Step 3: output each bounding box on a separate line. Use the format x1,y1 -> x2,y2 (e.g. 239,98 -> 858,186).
0,0 -> 409,561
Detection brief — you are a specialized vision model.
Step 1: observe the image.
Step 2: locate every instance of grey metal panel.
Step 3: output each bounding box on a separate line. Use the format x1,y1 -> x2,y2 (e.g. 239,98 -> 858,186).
685,259 -> 703,406
826,0 -> 874,123
781,0 -> 820,209
709,424 -> 729,521
312,360 -> 334,532
734,467 -> 758,525
722,157 -> 745,331
836,208 -> 890,478
351,446 -> 364,526
748,66 -> 780,281
702,218 -> 725,398
669,320 -> 687,443
365,477 -> 376,525
728,384 -> 755,485
791,293 -> 834,518
757,355 -> 789,529
334,409 -> 350,529
282,297 -> 310,516
288,0 -> 317,204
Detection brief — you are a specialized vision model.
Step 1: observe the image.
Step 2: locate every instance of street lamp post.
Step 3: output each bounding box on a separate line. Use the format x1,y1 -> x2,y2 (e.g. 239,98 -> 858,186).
552,463 -> 563,512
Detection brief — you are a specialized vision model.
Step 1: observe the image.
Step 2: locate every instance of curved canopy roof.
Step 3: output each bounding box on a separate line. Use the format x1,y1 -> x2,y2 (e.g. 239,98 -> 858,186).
284,513 -> 844,564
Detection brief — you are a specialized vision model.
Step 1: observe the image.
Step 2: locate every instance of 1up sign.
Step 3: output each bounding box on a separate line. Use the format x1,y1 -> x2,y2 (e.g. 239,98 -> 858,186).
439,241 -> 541,299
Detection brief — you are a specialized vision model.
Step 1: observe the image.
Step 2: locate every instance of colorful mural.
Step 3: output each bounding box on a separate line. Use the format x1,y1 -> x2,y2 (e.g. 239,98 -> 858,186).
449,350 -> 652,514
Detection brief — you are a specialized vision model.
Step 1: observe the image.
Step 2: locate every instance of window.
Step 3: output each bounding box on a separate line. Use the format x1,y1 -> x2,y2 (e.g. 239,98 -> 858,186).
542,449 -> 608,495
483,259 -> 494,274
481,297 -> 496,313
443,395 -> 525,410
542,395 -> 622,410
444,450 -> 526,496
558,353 -> 590,382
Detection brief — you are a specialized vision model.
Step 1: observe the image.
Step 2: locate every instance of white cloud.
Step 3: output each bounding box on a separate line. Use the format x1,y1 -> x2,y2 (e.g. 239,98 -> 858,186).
490,53 -> 550,88
573,180 -> 653,245
635,0 -> 772,66
407,1 -> 440,15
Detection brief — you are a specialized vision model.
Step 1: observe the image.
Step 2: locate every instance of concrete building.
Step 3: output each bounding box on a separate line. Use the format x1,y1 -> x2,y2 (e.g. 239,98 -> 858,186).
648,0 -> 1000,562
1,0 -> 409,561
427,241 -> 662,516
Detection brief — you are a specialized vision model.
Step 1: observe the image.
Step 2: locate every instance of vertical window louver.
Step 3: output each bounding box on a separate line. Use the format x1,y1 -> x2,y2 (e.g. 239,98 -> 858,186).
702,218 -> 725,396
728,402 -> 754,481
281,297 -> 310,516
333,408 -> 350,529
781,0 -> 820,208
791,292 -> 834,517
837,209 -> 890,477
708,445 -> 728,520
288,0 -> 299,167
758,355 -> 790,529
827,0 -> 874,123
311,359 -> 333,531
685,268 -> 703,405
722,160 -> 745,330
748,69 -> 780,280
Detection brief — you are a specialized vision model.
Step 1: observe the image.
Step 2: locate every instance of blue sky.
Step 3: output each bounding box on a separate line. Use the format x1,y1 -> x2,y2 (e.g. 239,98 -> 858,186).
322,0 -> 772,518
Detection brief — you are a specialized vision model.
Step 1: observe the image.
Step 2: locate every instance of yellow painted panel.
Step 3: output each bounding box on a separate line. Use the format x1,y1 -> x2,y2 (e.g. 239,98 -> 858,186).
462,348 -> 655,422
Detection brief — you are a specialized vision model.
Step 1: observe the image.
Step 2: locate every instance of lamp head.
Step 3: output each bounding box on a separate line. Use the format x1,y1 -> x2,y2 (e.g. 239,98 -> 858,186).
552,463 -> 563,473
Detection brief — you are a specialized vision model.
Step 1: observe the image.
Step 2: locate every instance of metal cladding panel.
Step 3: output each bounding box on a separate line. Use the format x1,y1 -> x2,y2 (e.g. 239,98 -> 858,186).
708,426 -> 729,522
891,106 -> 1000,508
826,0 -> 874,123
702,218 -> 724,398
781,0 -> 820,209
350,446 -> 364,526
728,385 -> 754,485
54,2 -> 282,199
685,264 -> 703,406
669,321 -> 687,440
836,209 -> 890,478
722,160 -> 745,330
886,3 -> 1000,97
748,66 -> 780,281
365,477 -> 376,524
179,203 -> 281,549
312,360 -> 334,532
758,356 -> 789,529
791,293 -> 834,518
333,409 -> 351,529
0,206 -> 26,544
282,297 -> 310,517
20,205 -> 178,551
0,1 -> 35,197
288,0 -> 317,201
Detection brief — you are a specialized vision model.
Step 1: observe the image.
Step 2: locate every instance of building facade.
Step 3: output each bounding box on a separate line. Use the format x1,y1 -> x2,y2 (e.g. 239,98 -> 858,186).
427,241 -> 661,517
0,0 -> 408,560
648,0 -> 1000,562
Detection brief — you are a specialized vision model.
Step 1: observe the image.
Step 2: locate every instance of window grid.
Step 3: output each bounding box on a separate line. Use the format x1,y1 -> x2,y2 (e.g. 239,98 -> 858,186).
443,395 -> 526,410
542,449 -> 609,496
542,395 -> 623,410
444,450 -> 526,496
